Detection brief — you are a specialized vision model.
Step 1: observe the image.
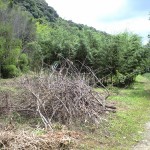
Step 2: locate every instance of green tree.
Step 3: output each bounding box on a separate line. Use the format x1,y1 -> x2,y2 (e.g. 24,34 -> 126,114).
0,2 -> 35,78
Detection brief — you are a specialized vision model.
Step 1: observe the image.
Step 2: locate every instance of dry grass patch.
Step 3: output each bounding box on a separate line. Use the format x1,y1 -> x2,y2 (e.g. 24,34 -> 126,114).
0,129 -> 82,150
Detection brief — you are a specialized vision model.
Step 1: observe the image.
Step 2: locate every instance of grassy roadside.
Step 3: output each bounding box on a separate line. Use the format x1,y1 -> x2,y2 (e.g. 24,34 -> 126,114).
79,73 -> 150,150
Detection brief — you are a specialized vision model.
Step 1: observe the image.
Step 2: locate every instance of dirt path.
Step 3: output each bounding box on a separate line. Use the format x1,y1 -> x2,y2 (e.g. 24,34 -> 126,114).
133,122 -> 150,150
133,75 -> 150,150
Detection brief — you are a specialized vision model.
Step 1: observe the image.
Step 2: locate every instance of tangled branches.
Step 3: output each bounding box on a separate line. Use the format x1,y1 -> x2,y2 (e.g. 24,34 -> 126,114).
20,59 -> 111,130
0,130 -> 81,149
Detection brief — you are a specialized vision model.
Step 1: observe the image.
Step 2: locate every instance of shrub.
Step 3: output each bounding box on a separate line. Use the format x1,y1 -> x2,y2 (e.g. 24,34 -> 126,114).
2,65 -> 20,78
19,54 -> 29,73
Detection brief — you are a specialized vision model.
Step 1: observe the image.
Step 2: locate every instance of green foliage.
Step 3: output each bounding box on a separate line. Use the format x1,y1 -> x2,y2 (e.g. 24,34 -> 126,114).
26,41 -> 43,71
2,65 -> 20,78
1,0 -> 148,86
0,1 -> 36,78
75,39 -> 92,67
36,20 -> 80,65
0,22 -> 21,78
35,19 -> 146,86
36,22 -> 52,41
13,0 -> 59,22
114,33 -> 145,86
19,54 -> 29,73
143,43 -> 150,72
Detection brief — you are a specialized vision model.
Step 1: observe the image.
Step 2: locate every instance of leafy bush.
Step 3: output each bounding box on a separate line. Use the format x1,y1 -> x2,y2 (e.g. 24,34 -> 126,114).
2,65 -> 20,78
19,54 -> 29,73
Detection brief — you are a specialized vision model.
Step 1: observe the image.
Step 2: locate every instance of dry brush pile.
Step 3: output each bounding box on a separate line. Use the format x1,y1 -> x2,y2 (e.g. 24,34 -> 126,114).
18,59 -> 115,129
0,59 -> 116,130
0,59 -> 117,149
0,130 -> 82,149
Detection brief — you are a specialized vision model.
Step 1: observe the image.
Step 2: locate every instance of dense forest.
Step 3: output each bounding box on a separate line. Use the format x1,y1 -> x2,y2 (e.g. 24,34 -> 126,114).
0,0 -> 150,86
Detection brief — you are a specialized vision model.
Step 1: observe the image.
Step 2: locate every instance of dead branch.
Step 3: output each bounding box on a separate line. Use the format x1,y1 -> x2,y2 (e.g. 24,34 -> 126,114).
19,59 -> 114,130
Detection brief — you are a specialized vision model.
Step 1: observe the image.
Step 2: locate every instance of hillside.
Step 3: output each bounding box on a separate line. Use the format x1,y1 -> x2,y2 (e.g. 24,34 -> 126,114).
13,0 -> 59,21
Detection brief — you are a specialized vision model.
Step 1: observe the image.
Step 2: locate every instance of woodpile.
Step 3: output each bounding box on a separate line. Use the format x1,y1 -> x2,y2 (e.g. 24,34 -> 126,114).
20,59 -> 115,129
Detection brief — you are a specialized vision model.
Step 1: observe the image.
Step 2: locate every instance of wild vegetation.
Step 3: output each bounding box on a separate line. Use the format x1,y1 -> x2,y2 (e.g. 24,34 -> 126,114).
0,0 -> 149,85
0,0 -> 150,149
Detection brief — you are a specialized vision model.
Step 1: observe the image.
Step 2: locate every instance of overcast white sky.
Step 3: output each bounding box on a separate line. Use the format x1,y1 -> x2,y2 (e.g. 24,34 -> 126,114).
45,0 -> 150,44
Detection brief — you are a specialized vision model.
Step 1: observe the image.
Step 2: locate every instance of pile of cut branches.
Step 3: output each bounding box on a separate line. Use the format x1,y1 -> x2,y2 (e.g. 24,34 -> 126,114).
0,130 -> 81,149
19,59 -> 115,129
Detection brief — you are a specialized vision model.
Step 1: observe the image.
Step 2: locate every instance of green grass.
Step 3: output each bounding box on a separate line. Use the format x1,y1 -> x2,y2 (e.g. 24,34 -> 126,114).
78,74 -> 150,150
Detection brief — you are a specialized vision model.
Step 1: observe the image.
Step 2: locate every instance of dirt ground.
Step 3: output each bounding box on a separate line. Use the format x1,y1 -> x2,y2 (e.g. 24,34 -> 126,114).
133,122 -> 150,150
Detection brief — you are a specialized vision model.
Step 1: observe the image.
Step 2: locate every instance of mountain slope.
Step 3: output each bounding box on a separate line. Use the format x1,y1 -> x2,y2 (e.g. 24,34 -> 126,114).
13,0 -> 59,21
